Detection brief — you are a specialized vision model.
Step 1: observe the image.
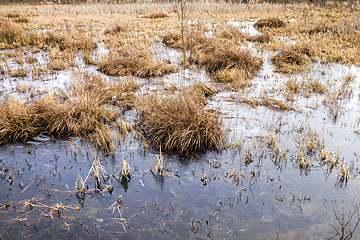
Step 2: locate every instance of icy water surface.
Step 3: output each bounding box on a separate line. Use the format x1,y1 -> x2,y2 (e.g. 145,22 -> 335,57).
1,21 -> 360,239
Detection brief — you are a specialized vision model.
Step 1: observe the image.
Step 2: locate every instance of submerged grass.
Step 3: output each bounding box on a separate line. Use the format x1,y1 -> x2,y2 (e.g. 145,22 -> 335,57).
136,91 -> 226,155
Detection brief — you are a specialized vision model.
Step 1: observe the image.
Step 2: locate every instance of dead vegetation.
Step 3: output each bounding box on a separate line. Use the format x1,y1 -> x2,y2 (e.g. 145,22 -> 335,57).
184,81 -> 218,105
0,96 -> 40,143
230,95 -> 295,111
0,22 -> 39,49
0,73 -> 137,154
163,31 -> 263,88
98,55 -> 179,78
254,17 -> 286,29
144,11 -> 169,19
271,44 -> 316,73
136,91 -> 226,155
284,77 -> 326,101
43,30 -> 97,51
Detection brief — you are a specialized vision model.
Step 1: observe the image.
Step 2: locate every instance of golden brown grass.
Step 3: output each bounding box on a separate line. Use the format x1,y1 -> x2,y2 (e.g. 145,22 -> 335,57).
98,55 -> 179,78
0,22 -> 39,49
254,17 -> 286,29
284,77 -> 326,101
184,81 -> 218,105
43,30 -> 97,51
0,96 -> 40,143
144,11 -> 169,19
271,43 -> 316,73
217,26 -> 249,44
0,72 -> 137,154
230,95 -> 295,111
136,91 -> 226,155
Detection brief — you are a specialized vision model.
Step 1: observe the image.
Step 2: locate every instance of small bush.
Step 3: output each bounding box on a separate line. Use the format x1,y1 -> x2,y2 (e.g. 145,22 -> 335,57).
136,91 -> 226,155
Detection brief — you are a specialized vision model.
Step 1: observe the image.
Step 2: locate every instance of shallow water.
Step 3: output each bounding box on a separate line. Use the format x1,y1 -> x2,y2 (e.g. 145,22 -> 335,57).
1,21 -> 360,239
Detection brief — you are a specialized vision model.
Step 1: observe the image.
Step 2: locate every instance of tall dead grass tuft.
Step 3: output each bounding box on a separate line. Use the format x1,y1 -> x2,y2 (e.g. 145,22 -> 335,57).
43,31 -> 96,51
271,44 -> 316,73
254,17 -> 286,29
32,73 -> 138,154
34,91 -> 116,139
0,22 -> 38,49
217,26 -> 249,43
0,96 -> 40,143
136,91 -> 226,155
98,55 -> 178,78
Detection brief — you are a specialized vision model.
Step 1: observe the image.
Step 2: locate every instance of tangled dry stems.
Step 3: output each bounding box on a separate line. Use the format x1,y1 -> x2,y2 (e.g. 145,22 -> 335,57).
136,91 -> 226,155
271,44 -> 316,73
0,96 -> 40,143
0,74 -> 137,155
254,17 -> 286,29
98,55 -> 179,78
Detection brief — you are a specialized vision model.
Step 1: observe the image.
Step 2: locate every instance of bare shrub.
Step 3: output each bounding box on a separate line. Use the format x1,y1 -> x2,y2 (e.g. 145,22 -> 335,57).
136,91 -> 226,155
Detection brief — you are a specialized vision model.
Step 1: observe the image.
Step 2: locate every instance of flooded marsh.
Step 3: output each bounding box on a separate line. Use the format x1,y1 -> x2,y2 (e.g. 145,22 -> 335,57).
0,2 -> 360,239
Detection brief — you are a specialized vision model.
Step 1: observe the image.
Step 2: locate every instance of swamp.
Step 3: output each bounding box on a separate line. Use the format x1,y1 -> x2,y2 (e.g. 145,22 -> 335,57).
0,1 -> 360,239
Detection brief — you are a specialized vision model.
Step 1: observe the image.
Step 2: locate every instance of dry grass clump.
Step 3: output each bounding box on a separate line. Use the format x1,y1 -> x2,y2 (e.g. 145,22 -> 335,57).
184,81 -> 218,105
217,26 -> 249,43
25,56 -> 38,64
308,24 -> 335,35
0,96 -> 40,143
72,73 -> 140,110
163,31 -> 262,88
98,55 -> 178,78
11,17 -> 30,23
144,11 -> 169,19
136,91 -> 226,155
163,31 -> 185,49
43,31 -> 97,51
6,13 -> 21,18
271,44 -> 316,73
284,77 -> 326,100
196,43 -> 263,87
254,17 -> 286,29
34,91 -> 116,138
249,32 -> 272,43
104,25 -> 128,35
0,22 -> 38,49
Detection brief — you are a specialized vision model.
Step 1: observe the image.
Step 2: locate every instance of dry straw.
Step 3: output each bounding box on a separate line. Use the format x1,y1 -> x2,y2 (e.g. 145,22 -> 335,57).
136,91 -> 226,155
